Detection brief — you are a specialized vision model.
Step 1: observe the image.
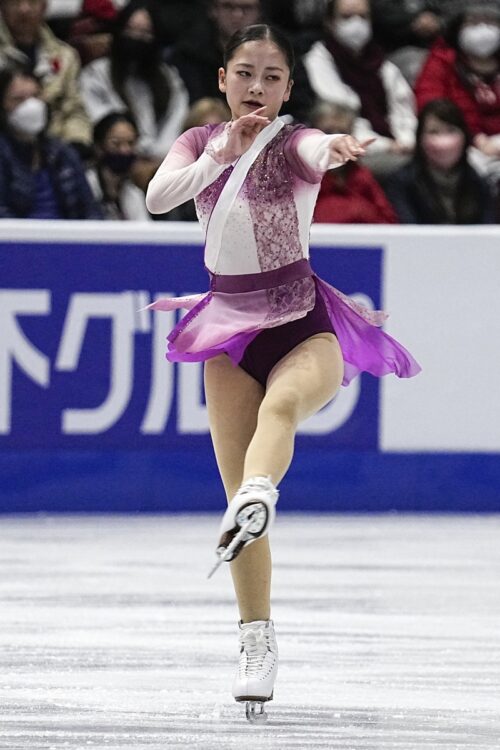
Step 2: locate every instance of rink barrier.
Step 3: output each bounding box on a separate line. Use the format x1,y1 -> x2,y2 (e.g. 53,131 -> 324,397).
1,221 -> 499,513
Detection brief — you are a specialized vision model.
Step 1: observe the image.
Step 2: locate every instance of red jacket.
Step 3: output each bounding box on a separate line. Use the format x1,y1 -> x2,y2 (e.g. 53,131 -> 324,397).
313,164 -> 398,224
415,38 -> 500,136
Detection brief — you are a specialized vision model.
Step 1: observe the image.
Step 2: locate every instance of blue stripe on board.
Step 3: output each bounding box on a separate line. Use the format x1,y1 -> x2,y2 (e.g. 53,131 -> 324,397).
0,451 -> 498,513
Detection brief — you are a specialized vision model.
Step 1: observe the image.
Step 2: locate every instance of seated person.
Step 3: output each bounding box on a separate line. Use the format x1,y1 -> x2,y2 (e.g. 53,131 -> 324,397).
87,111 -> 150,220
311,101 -> 398,223
384,98 -> 496,224
370,0 -> 443,85
0,0 -> 92,152
415,2 -> 500,184
169,96 -> 231,221
80,0 -> 189,161
171,0 -> 314,122
67,0 -> 118,67
0,68 -> 102,219
303,0 -> 417,178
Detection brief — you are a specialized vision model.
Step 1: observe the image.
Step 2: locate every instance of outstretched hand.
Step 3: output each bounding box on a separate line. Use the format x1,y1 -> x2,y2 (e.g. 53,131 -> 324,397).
219,107 -> 271,163
329,135 -> 376,164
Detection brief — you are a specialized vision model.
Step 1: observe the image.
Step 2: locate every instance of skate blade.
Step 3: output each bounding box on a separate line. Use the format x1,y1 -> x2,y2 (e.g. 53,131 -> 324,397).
207,513 -> 256,579
245,700 -> 269,724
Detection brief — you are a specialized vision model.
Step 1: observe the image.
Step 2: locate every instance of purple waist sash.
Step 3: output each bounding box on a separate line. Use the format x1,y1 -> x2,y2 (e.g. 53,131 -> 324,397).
208,259 -> 313,293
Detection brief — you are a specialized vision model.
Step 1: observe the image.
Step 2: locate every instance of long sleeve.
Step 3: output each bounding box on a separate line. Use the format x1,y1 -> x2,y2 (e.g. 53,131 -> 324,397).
145,127 -> 230,214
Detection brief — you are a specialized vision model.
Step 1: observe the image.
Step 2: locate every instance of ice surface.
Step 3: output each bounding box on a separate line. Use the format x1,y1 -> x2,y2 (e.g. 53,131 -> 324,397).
0,513 -> 499,749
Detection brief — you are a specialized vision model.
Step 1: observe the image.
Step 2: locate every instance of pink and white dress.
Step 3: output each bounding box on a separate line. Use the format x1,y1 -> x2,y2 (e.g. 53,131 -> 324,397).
145,118 -> 421,385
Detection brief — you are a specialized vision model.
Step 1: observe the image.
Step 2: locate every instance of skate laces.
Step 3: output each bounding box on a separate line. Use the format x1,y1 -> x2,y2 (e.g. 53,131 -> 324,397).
239,626 -> 273,677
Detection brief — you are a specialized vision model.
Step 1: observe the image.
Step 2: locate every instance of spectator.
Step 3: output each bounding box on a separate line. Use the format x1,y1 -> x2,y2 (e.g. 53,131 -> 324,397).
371,0 -> 444,85
261,0 -> 328,51
171,0 -> 314,122
0,67 -> 102,219
303,0 -> 417,178
414,1 -> 500,185
311,101 -> 398,223
67,0 -> 118,67
172,0 -> 262,104
171,97 -> 231,221
384,98 -> 496,224
182,95 -> 231,131
0,0 -> 92,152
87,111 -> 151,220
80,0 -> 189,161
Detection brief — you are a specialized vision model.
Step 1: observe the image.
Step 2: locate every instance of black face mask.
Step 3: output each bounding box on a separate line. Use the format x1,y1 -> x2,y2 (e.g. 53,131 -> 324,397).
101,151 -> 136,175
113,35 -> 158,68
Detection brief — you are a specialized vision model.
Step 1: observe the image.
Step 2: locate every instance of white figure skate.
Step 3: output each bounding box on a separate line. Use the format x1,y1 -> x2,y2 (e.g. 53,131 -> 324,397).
232,619 -> 278,724
207,476 -> 278,579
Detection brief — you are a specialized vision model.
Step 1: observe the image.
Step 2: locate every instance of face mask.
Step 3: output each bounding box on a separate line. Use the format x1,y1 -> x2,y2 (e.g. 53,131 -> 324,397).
7,97 -> 47,136
101,151 -> 136,175
458,23 -> 500,58
421,132 -> 465,171
333,16 -> 372,52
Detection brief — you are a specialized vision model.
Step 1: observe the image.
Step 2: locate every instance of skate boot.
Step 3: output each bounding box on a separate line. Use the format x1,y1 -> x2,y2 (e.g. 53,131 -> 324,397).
232,619 -> 278,724
207,476 -> 278,579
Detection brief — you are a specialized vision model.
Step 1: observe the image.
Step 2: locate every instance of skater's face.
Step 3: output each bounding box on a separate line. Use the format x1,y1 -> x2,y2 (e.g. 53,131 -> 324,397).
218,40 -> 292,121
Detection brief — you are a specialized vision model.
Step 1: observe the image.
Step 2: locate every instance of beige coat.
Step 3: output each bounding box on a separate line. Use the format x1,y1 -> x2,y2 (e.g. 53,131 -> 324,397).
0,18 -> 91,146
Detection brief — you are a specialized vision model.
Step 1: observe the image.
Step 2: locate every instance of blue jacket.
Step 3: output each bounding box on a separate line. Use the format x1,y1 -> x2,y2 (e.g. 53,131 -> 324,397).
0,133 -> 103,219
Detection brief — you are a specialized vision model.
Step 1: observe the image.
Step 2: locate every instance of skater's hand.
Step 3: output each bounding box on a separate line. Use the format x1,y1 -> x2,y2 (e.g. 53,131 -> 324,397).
329,135 -> 376,165
217,108 -> 271,163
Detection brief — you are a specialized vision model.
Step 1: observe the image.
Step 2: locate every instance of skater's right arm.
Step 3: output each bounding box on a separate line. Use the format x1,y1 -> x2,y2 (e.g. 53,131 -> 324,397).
145,125 -> 232,215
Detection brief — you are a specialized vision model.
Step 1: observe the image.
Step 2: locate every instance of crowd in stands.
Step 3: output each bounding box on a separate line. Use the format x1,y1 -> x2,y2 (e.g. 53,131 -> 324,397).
0,0 -> 498,223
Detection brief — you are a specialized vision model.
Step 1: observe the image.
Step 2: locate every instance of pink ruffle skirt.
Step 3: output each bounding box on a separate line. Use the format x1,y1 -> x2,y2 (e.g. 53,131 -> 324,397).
147,259 -> 421,386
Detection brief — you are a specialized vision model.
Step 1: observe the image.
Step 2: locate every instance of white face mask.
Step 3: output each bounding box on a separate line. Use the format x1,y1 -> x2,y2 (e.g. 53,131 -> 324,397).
458,23 -> 500,58
7,97 -> 47,136
333,15 -> 372,52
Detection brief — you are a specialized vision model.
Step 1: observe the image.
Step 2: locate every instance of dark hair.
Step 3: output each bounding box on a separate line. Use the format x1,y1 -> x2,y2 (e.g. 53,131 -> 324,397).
444,3 -> 500,48
325,0 -> 371,20
93,111 -> 138,145
416,97 -> 471,163
223,24 -> 295,76
414,98 -> 482,223
0,66 -> 41,132
110,0 -> 170,121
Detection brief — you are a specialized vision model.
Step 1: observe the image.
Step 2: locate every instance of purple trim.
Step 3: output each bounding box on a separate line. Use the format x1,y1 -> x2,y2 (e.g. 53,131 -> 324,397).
167,291 -> 213,344
208,259 -> 313,293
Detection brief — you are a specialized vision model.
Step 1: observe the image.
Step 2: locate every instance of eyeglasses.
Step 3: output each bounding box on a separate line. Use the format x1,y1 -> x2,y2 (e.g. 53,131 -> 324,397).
216,2 -> 260,14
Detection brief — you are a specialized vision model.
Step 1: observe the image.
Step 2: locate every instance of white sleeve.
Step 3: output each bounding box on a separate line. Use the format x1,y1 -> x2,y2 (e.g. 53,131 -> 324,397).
145,141 -> 230,215
296,132 -> 347,172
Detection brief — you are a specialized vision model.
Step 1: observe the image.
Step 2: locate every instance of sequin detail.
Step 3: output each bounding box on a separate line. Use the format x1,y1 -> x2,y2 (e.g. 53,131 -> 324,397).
245,125 -> 302,272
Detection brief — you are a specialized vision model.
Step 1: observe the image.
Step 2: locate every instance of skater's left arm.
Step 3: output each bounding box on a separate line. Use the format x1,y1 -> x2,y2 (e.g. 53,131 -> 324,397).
291,131 -> 376,178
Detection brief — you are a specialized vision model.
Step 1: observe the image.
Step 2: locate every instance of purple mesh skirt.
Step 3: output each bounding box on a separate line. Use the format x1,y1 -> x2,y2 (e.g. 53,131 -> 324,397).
146,259 -> 421,386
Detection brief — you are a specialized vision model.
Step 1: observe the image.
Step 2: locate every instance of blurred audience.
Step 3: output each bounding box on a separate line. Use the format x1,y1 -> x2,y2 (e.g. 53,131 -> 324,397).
67,0 -> 118,67
0,67 -> 102,219
311,101 -> 398,223
261,0 -> 327,51
171,0 -> 315,122
80,0 -> 189,162
171,0 -> 262,104
168,96 -> 231,221
371,0 -> 443,85
0,0 -> 92,153
303,0 -> 417,178
87,111 -> 151,220
415,1 -> 500,186
384,98 -> 496,223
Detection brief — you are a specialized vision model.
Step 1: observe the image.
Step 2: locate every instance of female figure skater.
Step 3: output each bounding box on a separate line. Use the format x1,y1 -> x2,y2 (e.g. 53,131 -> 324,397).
145,24 -> 421,723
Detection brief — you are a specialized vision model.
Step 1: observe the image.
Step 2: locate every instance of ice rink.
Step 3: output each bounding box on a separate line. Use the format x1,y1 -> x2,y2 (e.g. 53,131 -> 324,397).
0,513 -> 499,749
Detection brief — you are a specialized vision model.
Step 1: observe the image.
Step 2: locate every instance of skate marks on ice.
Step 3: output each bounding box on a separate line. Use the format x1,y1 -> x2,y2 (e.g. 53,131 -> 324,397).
0,513 -> 499,749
